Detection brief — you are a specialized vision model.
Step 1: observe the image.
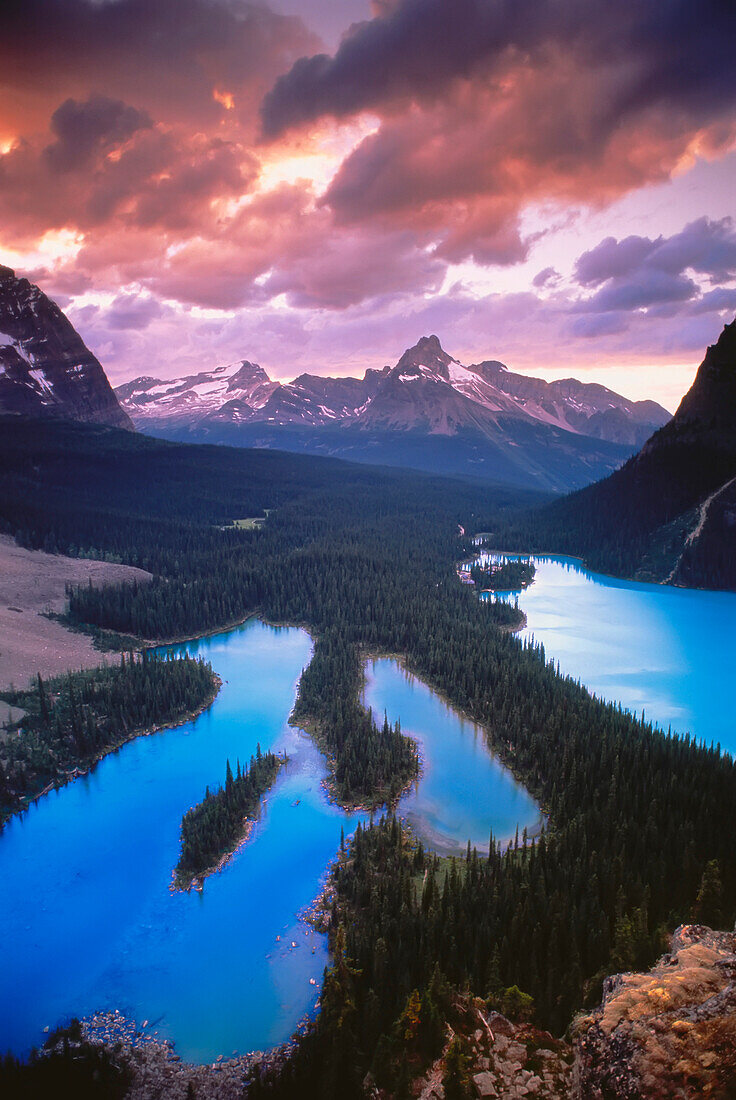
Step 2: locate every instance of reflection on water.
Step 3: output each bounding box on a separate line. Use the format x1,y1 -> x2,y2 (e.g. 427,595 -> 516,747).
479,552 -> 736,754
369,659 -> 540,854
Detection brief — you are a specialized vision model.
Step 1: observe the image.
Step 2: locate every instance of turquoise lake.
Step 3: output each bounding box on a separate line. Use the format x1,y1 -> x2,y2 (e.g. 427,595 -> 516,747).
476,552 -> 736,754
364,660 -> 540,853
0,619 -> 536,1062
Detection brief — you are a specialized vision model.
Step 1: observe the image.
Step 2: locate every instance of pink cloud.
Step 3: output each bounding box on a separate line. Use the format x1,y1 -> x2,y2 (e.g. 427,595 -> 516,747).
0,102 -> 258,246
0,0 -> 319,138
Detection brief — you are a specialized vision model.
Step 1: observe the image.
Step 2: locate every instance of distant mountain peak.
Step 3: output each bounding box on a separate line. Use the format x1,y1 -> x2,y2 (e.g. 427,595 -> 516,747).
115,333 -> 671,491
393,334 -> 458,382
226,359 -> 271,392
0,268 -> 132,429
416,334 -> 444,353
116,334 -> 670,453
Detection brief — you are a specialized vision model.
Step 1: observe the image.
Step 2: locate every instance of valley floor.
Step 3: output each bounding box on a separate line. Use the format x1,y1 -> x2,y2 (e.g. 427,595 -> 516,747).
0,534 -> 151,692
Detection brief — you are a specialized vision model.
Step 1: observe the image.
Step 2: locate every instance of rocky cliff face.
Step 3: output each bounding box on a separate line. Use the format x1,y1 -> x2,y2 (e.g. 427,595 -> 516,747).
0,266 -> 132,430
642,319 -> 736,452
573,924 -> 736,1099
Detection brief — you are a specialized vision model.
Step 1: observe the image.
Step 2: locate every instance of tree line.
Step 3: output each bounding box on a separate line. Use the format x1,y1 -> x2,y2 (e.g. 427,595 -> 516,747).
469,556 -> 535,591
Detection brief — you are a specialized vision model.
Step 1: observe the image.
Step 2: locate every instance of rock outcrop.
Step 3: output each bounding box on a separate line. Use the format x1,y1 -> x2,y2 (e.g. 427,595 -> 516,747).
651,319 -> 736,448
573,924 -> 736,1099
410,999 -> 572,1100
0,266 -> 132,429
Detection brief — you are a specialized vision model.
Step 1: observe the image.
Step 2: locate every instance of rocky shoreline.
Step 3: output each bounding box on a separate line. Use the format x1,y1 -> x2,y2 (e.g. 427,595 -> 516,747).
79,1009 -> 310,1099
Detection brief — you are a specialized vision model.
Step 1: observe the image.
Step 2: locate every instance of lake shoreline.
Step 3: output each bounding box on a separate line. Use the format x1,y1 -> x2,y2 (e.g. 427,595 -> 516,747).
474,543 -> 730,595
362,653 -> 548,851
77,1008 -> 307,1100
1,671 -> 222,828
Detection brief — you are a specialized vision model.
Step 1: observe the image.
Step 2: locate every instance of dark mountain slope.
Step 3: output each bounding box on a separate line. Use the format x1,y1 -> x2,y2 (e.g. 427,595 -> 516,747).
0,416 -> 547,566
150,416 -> 632,494
493,320 -> 736,588
0,266 -> 132,430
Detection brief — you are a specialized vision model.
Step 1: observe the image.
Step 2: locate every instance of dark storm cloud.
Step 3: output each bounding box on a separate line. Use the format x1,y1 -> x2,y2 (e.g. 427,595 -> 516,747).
256,0 -> 736,269
261,0 -> 565,135
0,0 -> 318,134
261,0 -> 736,138
44,96 -> 152,172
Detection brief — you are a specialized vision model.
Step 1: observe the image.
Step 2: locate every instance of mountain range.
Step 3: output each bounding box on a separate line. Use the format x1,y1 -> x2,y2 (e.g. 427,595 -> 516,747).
0,266 -> 132,431
117,334 -> 669,493
0,267 -> 675,494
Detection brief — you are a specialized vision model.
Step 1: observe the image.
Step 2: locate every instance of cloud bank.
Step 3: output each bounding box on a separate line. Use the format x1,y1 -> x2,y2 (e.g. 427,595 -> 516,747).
0,0 -> 734,400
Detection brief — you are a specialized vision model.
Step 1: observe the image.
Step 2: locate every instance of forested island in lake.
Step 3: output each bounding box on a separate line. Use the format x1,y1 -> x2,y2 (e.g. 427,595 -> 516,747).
469,556 -> 535,591
174,748 -> 287,888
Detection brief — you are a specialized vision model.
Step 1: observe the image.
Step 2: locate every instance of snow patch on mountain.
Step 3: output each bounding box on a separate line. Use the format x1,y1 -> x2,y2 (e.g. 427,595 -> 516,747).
116,335 -> 670,448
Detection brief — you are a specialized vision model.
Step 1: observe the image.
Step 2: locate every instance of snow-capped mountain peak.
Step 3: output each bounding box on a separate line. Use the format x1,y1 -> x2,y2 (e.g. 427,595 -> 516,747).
115,333 -> 670,451
0,265 -> 132,429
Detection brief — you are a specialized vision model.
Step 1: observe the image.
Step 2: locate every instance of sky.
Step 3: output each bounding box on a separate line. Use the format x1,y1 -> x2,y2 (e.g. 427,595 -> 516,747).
1,0 -> 735,410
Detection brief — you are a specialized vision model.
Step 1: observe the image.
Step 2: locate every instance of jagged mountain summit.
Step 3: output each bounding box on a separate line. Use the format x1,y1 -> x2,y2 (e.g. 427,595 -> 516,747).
0,266 -> 132,430
118,335 -> 669,493
119,333 -> 668,446
515,318 -> 736,588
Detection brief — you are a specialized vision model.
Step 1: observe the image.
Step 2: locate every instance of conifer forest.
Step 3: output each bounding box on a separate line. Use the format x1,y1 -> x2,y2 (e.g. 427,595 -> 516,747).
1,420 -> 734,1097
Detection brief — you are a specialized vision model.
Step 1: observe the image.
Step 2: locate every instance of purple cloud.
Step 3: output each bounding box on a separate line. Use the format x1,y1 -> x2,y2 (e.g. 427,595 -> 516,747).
586,271 -> 698,313
575,236 -> 658,286
532,266 -> 561,289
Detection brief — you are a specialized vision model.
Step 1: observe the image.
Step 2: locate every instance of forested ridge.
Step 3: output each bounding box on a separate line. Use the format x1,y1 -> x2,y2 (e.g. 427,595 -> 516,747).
1,416 -> 735,1097
475,441 -> 736,589
0,653 -> 216,823
0,417 -> 530,806
175,747 -> 286,886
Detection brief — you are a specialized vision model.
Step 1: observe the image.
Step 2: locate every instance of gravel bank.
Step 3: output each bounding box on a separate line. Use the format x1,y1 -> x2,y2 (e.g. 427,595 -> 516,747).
0,534 -> 151,690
